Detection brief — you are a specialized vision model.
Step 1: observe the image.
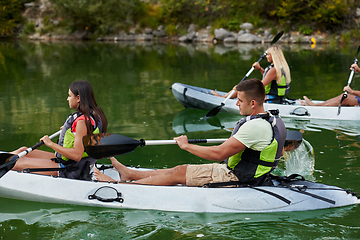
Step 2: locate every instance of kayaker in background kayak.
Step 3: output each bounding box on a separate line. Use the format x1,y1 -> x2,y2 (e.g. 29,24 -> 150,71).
10,80 -> 108,179
300,63 -> 360,106
94,78 -> 287,187
212,45 -> 291,103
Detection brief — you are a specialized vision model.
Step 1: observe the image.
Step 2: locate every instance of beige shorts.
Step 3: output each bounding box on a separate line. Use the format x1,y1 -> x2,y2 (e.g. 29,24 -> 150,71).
186,163 -> 239,187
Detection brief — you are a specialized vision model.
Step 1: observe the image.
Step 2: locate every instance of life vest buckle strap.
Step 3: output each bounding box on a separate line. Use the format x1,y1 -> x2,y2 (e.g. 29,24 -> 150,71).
265,96 -> 285,104
289,184 -> 308,192
202,181 -> 248,188
22,167 -> 65,173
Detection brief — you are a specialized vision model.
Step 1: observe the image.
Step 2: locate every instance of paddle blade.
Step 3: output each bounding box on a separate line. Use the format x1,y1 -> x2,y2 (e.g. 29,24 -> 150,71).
0,160 -> 17,178
284,130 -> 302,152
337,97 -> 343,115
0,153 -> 15,166
83,133 -> 142,159
202,105 -> 223,120
338,92 -> 348,115
271,31 -> 284,45
0,153 -> 19,178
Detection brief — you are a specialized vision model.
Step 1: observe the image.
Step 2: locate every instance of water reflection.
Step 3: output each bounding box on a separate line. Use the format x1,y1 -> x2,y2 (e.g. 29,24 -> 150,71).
172,108 -> 360,136
0,197 -> 357,239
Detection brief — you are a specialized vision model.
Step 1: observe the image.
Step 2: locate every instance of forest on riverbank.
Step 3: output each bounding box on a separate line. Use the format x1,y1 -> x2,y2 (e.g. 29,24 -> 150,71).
1,0 -> 360,43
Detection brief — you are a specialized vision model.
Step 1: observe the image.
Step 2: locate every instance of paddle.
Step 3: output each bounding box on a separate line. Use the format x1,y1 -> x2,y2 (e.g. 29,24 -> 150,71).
337,45 -> 360,115
83,133 -> 228,159
0,130 -> 61,178
284,130 -> 303,151
83,129 -> 302,159
202,31 -> 284,119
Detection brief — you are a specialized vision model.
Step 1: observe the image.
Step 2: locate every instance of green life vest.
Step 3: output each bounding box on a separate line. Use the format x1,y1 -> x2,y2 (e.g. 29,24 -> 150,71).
263,64 -> 289,96
56,111 -> 101,162
226,112 -> 286,185
61,126 -> 99,161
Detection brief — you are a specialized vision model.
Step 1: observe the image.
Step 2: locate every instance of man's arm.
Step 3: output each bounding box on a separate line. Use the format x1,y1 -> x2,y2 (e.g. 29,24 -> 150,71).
174,135 -> 246,162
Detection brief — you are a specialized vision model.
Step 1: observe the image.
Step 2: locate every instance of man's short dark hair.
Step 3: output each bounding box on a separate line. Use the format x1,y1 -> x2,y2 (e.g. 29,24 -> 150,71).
236,78 -> 265,103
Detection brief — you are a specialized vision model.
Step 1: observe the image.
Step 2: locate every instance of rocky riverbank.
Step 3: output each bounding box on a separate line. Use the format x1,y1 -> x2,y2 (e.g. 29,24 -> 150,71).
26,23 -> 335,46
21,0 -> 359,45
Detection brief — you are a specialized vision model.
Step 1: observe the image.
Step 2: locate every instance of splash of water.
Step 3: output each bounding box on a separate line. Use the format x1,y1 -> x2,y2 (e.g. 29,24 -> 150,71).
276,139 -> 315,181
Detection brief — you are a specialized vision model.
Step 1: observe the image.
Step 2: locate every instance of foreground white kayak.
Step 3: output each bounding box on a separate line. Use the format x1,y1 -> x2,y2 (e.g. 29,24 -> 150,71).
171,82 -> 360,121
0,165 -> 358,213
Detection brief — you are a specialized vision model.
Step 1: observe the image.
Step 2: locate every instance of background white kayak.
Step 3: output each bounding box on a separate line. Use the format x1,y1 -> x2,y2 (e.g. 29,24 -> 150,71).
171,82 -> 360,121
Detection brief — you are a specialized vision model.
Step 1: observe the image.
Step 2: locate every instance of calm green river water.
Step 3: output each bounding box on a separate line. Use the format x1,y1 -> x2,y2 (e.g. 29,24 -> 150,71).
0,41 -> 359,239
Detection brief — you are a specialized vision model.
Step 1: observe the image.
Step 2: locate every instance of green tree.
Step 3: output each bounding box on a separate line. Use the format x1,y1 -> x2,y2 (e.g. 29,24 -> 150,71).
159,0 -> 230,27
270,0 -> 359,32
0,0 -> 24,36
49,0 -> 146,35
158,0 -> 280,29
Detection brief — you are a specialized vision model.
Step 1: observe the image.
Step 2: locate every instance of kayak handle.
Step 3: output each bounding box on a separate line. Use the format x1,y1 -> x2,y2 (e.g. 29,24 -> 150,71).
88,186 -> 124,203
290,107 -> 310,116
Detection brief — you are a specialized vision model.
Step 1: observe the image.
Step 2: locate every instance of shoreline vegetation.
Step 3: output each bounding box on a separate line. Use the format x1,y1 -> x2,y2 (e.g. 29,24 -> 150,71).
1,0 -> 360,46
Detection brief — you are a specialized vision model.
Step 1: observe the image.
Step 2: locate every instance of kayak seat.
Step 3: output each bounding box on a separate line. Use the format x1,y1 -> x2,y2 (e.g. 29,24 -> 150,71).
265,96 -> 296,105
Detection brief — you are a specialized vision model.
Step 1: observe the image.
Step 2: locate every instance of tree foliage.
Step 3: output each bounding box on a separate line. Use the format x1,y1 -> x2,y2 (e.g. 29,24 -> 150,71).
0,0 -> 24,36
270,0 -> 359,32
157,0 -> 359,33
1,0 -> 359,38
48,0 -> 146,35
159,0 -> 229,26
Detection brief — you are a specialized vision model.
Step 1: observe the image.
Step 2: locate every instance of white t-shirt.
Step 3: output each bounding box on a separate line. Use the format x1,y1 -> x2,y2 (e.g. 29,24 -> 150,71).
232,118 -> 273,151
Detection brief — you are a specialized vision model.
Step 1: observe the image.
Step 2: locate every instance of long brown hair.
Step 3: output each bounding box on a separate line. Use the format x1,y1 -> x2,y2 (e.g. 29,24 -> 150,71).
69,80 -> 108,133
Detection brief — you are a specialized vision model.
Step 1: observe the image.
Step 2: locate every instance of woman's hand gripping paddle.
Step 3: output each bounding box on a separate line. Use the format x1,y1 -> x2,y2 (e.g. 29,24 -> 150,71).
337,46 -> 360,115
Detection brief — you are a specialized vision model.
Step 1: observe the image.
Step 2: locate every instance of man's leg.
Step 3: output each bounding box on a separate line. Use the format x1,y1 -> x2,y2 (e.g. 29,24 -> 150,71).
94,157 -> 187,186
133,165 -> 187,185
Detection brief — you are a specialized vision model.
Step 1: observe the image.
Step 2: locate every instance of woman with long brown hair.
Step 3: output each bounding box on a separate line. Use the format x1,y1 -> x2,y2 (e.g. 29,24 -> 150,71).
11,80 -> 108,179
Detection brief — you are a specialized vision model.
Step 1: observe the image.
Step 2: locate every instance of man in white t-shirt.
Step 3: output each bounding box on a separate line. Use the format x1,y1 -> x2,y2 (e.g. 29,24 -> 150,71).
93,78 -> 287,186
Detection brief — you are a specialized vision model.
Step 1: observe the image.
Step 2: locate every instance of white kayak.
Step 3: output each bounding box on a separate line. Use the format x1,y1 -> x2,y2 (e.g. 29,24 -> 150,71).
171,82 -> 360,121
0,164 -> 358,213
